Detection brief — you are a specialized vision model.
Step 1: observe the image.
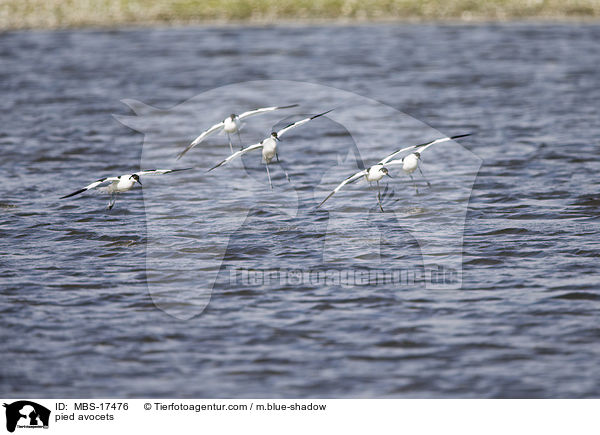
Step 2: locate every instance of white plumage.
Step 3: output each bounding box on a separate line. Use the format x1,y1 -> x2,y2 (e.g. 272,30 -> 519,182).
318,133 -> 471,211
208,109 -> 334,189
177,104 -> 299,159
60,168 -> 192,209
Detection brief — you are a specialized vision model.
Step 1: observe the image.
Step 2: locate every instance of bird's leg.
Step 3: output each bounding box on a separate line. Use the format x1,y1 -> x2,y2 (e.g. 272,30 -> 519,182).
377,181 -> 384,212
237,130 -> 243,150
418,164 -> 432,188
410,173 -> 419,195
276,152 -> 290,183
107,193 -> 116,210
227,133 -> 233,154
265,163 -> 273,190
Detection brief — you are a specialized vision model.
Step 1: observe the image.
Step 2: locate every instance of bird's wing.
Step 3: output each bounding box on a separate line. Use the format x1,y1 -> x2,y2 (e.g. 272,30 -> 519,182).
276,109 -> 334,138
135,168 -> 193,176
378,144 -> 421,165
317,169 -> 367,208
379,133 -> 472,165
237,104 -> 299,120
60,176 -> 118,199
383,159 -> 405,168
413,133 -> 472,155
177,121 -> 225,159
207,142 -> 264,171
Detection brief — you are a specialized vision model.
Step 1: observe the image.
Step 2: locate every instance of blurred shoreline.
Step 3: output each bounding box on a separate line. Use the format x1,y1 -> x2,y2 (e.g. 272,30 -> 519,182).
2,0 -> 600,31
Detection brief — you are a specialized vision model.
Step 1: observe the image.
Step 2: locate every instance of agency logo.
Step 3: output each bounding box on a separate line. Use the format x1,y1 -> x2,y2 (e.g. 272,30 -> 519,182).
116,80 -> 481,320
3,401 -> 50,433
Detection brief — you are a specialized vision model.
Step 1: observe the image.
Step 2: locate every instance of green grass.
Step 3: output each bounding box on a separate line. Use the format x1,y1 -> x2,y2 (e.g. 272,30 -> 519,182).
1,0 -> 600,30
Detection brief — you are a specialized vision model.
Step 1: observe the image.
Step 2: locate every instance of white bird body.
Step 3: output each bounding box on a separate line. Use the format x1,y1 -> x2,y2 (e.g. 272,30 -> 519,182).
178,104 -> 298,159
223,115 -> 241,134
365,164 -> 387,182
109,176 -> 137,193
400,153 -> 419,174
261,137 -> 277,163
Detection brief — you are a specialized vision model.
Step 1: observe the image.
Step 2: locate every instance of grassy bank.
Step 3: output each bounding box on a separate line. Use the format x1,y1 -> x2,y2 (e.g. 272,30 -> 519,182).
1,0 -> 600,30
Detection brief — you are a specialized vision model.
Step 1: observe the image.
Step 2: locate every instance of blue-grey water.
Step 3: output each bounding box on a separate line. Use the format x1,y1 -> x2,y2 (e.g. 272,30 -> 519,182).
1,23 -> 600,398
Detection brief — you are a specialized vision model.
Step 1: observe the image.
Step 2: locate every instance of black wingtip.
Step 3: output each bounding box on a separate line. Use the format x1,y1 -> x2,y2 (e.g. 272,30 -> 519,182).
172,167 -> 194,173
279,104 -> 299,109
311,108 -> 334,120
317,191 -> 335,208
207,162 -> 223,172
60,188 -> 86,199
316,199 -> 328,209
177,144 -> 195,160
450,133 -> 472,140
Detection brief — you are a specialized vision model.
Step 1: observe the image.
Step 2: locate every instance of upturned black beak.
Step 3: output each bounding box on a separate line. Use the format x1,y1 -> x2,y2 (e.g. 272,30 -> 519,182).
275,136 -> 281,141
136,178 -> 142,186
386,172 -> 393,178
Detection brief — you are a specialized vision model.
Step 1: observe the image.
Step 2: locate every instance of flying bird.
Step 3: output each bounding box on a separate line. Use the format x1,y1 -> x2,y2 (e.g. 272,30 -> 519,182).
178,104 -> 299,159
60,168 -> 192,209
384,133 -> 472,195
208,109 -> 334,189
317,134 -> 471,212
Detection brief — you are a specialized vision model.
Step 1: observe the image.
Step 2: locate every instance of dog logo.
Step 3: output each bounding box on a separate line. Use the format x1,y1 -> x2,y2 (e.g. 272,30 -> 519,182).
3,401 -> 50,433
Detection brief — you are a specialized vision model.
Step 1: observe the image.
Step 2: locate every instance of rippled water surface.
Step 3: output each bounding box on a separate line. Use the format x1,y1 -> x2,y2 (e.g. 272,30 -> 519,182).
1,24 -> 600,398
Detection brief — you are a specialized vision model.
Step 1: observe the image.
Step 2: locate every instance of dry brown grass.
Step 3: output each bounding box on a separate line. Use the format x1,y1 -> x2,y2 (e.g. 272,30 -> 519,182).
1,0 -> 600,30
